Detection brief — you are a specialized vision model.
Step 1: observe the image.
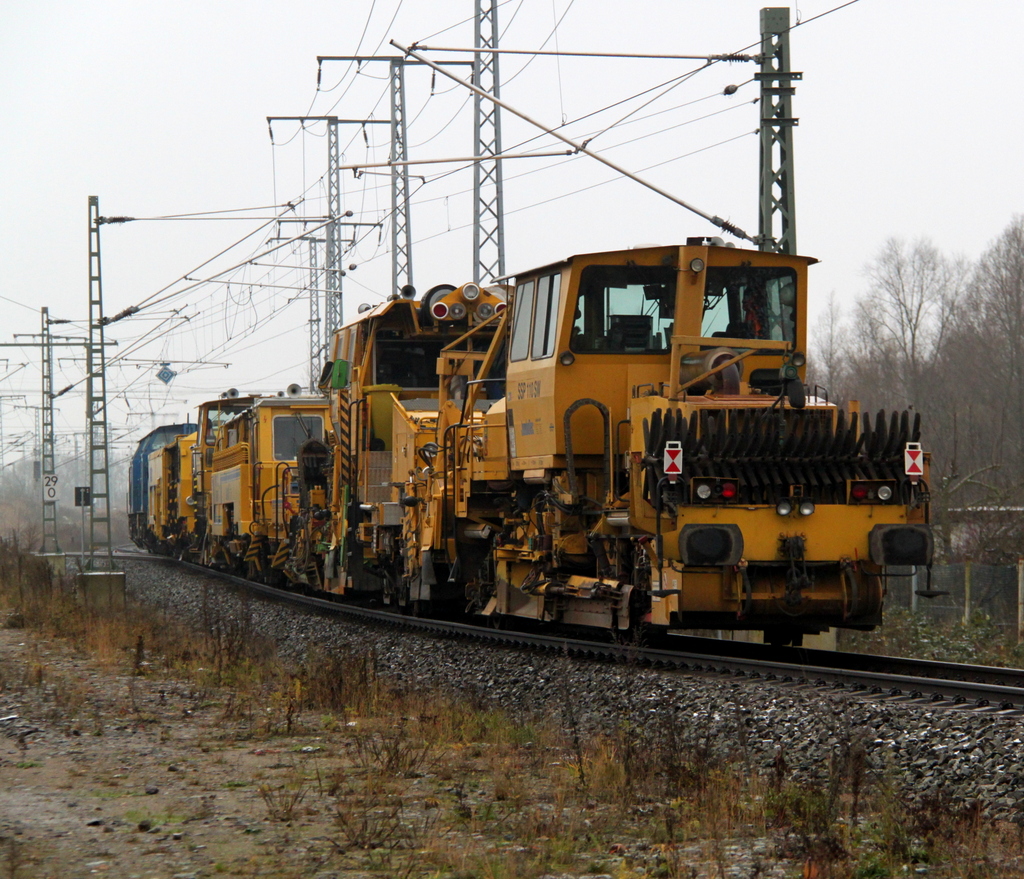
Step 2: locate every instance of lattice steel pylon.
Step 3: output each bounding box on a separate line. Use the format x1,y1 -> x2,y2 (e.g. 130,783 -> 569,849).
40,307 -> 60,554
307,237 -> 323,391
390,59 -> 413,295
325,118 -> 344,344
757,6 -> 800,255
473,0 -> 506,283
85,196 -> 114,570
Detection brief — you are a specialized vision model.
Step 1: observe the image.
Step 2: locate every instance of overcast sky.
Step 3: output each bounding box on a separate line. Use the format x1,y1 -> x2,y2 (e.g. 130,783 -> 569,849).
2,0 -> 1022,466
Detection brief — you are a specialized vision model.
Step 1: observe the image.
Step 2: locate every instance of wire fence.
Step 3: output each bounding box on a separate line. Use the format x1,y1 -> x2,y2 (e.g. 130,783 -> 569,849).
885,562 -> 1024,641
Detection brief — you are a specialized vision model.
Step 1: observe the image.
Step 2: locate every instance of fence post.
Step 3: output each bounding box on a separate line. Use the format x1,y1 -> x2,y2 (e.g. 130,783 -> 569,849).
1017,557 -> 1024,645
963,558 -> 972,626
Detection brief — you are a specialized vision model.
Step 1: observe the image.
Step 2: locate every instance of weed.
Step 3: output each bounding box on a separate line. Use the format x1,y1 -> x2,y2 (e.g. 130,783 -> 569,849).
332,787 -> 415,851
490,751 -> 529,806
258,777 -> 308,822
4,837 -> 22,879
350,724 -> 431,777
557,661 -> 586,790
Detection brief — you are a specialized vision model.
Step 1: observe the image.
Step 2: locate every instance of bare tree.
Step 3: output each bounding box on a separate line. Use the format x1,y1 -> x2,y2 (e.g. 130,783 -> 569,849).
855,237 -> 964,406
811,221 -> 1024,560
959,217 -> 1024,485
807,291 -> 850,403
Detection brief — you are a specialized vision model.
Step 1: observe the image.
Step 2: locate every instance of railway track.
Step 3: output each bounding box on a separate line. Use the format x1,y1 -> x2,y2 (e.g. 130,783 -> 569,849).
117,549 -> 1024,715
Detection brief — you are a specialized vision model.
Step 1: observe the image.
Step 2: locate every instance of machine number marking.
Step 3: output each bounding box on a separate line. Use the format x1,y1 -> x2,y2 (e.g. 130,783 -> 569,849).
516,380 -> 541,400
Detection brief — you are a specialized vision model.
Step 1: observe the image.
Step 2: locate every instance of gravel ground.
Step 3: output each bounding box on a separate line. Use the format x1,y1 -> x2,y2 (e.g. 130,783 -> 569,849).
126,558 -> 1024,824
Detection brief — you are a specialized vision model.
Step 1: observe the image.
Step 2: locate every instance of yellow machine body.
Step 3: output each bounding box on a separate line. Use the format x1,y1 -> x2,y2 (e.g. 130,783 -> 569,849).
145,430 -> 197,554
189,395 -> 329,581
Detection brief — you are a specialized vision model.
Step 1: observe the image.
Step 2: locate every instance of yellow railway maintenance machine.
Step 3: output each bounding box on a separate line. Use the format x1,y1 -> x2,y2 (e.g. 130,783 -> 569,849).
318,241 -> 932,646
313,282 -> 511,601
146,429 -> 199,558
190,391 -> 330,584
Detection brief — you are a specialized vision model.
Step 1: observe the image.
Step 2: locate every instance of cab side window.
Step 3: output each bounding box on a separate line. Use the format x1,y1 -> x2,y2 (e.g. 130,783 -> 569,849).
510,280 -> 535,362
531,274 -> 560,360
510,273 -> 561,362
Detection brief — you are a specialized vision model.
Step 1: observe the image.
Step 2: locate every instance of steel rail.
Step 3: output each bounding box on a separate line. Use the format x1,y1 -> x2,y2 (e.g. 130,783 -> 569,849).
118,550 -> 1024,713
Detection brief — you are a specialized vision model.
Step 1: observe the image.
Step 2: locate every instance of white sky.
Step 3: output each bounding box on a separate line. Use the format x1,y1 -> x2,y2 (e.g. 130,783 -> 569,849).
1,0 -> 1022,468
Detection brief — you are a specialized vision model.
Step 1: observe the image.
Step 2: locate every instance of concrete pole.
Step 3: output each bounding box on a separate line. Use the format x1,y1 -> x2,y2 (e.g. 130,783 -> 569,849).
1017,557 -> 1023,645
963,558 -> 972,626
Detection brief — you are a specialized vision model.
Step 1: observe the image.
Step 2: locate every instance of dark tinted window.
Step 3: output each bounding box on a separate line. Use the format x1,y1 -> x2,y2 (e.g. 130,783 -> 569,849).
375,339 -> 446,388
273,415 -> 324,461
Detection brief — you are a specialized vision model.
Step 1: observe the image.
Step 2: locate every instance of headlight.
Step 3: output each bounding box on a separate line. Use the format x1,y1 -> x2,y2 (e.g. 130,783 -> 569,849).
689,258 -> 705,273
462,283 -> 481,301
449,302 -> 467,319
776,499 -> 793,516
696,483 -> 712,500
877,485 -> 893,501
798,500 -> 816,516
476,302 -> 495,319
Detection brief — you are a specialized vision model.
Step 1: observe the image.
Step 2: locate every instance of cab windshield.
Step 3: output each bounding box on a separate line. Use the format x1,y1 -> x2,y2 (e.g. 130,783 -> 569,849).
700,266 -> 796,343
570,265 -> 676,354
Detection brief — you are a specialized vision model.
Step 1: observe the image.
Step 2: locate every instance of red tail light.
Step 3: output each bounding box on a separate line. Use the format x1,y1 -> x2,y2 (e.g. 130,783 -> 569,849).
431,302 -> 450,319
691,477 -> 741,503
849,480 -> 897,504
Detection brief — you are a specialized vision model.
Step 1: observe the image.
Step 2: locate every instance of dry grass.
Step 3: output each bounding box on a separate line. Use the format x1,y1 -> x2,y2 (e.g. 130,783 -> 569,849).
2,539 -> 1024,877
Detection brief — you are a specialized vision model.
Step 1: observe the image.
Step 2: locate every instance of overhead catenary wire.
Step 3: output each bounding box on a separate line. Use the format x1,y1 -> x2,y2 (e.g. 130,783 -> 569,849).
307,76 -> 756,209
409,46 -> 758,62
131,218 -> 330,316
251,99 -> 758,294
391,40 -> 755,243
286,33 -> 752,239
355,129 -> 758,265
123,204 -> 299,220
500,0 -> 578,87
279,49 -> 758,253
127,201 -> 306,313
